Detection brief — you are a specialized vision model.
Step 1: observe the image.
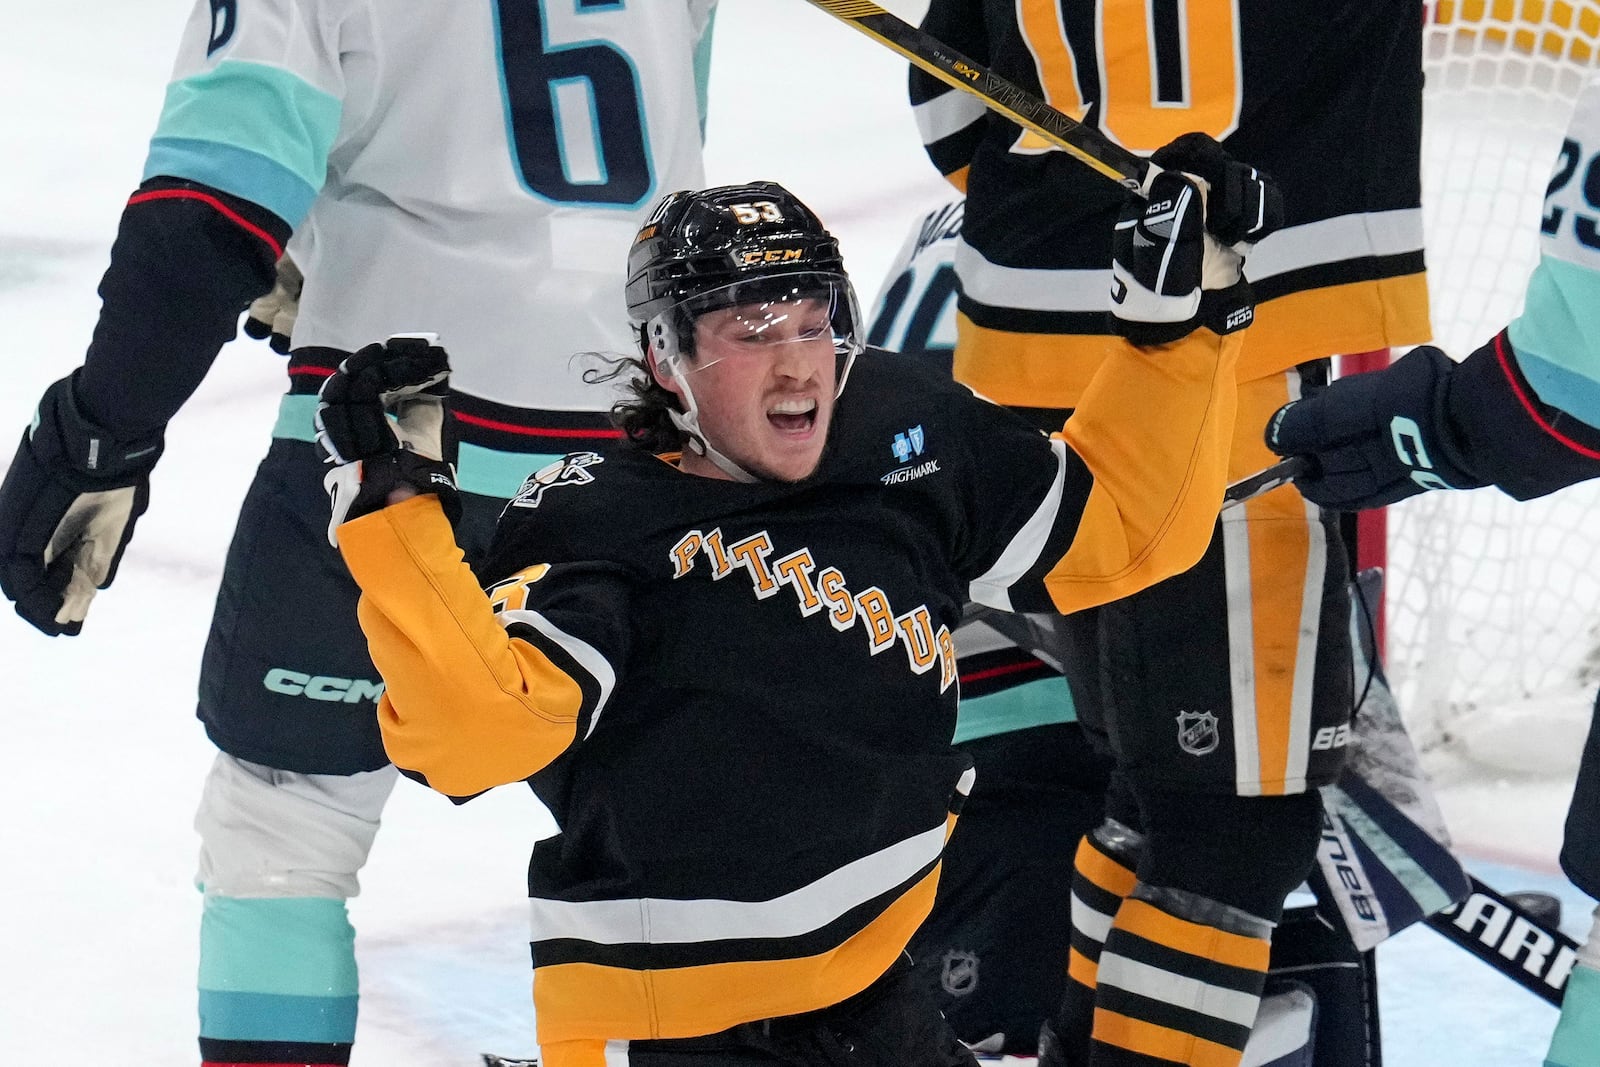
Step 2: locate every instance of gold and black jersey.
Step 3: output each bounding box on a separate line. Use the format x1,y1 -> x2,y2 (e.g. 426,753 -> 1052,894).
335,335 -> 1240,1046
914,0 -> 1431,407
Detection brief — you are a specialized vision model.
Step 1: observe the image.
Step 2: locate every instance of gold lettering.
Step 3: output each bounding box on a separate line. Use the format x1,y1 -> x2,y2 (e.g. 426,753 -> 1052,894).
729,532 -> 779,598
669,531 -> 703,578
704,528 -> 733,578
856,587 -> 897,654
936,625 -> 958,693
896,607 -> 938,673
774,549 -> 823,616
819,567 -> 855,630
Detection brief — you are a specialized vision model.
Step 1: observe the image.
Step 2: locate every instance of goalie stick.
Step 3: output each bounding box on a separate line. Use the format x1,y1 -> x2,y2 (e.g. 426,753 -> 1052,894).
1425,874 -> 1579,1007
797,0 -> 1153,193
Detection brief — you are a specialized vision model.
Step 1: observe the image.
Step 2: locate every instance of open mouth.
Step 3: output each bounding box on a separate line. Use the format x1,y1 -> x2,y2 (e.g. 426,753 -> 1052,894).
767,396 -> 818,435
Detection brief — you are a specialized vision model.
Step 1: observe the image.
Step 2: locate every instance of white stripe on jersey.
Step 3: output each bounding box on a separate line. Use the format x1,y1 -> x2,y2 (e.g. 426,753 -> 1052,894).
526,819 -> 947,946
953,209 -> 1425,315
501,608 -> 618,739
969,437 -> 1070,612
915,88 -> 987,145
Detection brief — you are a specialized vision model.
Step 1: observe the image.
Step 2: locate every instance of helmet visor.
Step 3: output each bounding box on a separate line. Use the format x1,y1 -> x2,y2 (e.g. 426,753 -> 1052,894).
663,272 -> 863,374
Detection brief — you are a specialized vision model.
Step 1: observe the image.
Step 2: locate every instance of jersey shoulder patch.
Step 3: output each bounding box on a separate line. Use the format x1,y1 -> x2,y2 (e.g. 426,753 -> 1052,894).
509,451 -> 606,510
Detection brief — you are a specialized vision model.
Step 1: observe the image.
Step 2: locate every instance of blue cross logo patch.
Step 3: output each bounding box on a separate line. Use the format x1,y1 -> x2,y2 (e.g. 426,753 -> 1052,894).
891,425 -> 926,464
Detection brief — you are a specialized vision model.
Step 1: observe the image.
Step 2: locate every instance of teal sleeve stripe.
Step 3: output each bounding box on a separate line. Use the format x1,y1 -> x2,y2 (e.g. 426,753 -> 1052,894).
147,59 -> 341,217
1514,349 -> 1600,431
276,398 -> 561,498
199,896 -> 357,996
273,394 -> 318,443
457,441 -> 561,499
1546,963 -> 1600,1067
198,989 -> 359,1044
1509,254 -> 1600,429
145,138 -> 318,226
694,11 -> 716,141
952,676 -> 1076,744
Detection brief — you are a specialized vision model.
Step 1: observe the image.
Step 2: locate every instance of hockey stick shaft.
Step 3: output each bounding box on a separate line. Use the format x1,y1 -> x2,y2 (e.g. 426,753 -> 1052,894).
1223,456 -> 1309,509
798,0 -> 1152,193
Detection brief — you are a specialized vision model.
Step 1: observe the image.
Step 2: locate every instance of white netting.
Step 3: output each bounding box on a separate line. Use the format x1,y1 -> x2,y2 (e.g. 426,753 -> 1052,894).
1386,1 -> 1600,765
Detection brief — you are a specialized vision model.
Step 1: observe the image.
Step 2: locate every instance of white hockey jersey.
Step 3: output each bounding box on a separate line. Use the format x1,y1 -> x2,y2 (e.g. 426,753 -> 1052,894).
1510,74 -> 1600,429
146,0 -> 714,493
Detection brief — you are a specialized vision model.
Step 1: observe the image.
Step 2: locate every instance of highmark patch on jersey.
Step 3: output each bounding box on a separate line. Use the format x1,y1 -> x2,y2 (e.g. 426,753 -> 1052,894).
668,526 -> 959,691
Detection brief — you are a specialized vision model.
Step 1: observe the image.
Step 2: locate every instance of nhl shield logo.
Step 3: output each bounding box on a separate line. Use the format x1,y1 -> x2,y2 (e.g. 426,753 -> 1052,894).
941,949 -> 979,997
1176,710 -> 1220,756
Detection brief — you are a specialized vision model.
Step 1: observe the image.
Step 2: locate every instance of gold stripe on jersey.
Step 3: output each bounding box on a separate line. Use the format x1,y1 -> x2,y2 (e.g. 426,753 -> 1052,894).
1091,1010 -> 1248,1067
1114,898 -> 1271,972
953,272 -> 1429,410
339,495 -> 606,798
1040,329 -> 1241,612
1223,372 -> 1328,796
531,853 -> 947,1043
1078,835 -> 1140,899
538,1039 -> 620,1067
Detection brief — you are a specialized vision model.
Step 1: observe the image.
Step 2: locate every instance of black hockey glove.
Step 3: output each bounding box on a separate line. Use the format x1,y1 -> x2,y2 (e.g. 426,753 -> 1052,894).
314,334 -> 460,546
1111,133 -> 1283,346
0,373 -> 164,635
242,253 -> 302,354
1265,345 -> 1486,510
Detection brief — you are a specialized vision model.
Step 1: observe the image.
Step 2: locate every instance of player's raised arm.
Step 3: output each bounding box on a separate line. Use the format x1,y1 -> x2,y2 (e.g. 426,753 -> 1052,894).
317,337 -> 627,799
963,134 -> 1281,614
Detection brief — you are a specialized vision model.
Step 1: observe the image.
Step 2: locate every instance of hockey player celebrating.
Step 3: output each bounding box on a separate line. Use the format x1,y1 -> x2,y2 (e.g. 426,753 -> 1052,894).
314,165 -> 1273,1064
0,1 -> 715,1064
1266,76 -> 1600,1067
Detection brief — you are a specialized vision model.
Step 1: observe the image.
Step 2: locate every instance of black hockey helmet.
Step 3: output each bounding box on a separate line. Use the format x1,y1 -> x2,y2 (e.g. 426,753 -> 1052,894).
626,181 -> 851,324
623,182 -> 865,481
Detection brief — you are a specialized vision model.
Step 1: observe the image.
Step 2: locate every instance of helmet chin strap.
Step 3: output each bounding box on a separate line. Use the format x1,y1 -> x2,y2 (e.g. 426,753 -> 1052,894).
647,332 -> 758,483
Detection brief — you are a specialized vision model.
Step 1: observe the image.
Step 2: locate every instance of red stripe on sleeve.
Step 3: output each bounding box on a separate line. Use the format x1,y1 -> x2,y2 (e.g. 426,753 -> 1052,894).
452,410 -> 623,439
127,188 -> 285,260
1492,331 -> 1600,461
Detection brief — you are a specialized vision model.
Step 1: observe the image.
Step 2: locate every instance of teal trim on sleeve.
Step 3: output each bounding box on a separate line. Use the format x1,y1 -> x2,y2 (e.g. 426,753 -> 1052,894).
145,138 -> 317,226
457,442 -> 562,499
198,989 -> 359,1043
273,394 -> 318,443
694,11 -> 716,141
952,675 -> 1076,744
1509,254 -> 1600,429
277,399 -> 563,498
146,59 -> 340,224
1514,349 -> 1600,432
198,896 -> 357,999
1546,963 -> 1600,1067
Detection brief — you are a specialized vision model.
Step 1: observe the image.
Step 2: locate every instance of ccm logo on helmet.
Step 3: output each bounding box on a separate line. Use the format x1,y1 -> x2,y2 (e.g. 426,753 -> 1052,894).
740,248 -> 806,266
263,669 -> 386,704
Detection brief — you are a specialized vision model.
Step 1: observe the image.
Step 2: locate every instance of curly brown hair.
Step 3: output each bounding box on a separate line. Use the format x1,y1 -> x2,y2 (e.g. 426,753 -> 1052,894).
581,348 -> 686,454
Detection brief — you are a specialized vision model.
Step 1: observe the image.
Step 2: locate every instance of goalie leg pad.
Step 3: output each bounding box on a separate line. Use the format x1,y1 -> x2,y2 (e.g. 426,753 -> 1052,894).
1241,981 -> 1317,1067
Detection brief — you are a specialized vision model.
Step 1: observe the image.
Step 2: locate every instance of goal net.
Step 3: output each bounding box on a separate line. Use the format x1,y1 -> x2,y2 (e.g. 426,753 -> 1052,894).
1384,0 -> 1600,770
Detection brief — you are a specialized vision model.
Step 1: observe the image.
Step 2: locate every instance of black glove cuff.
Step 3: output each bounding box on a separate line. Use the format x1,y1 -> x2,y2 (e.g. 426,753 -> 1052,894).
346,451 -> 462,527
1108,281 -> 1255,348
1109,313 -> 1197,348
1200,280 -> 1256,337
31,373 -> 165,486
